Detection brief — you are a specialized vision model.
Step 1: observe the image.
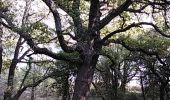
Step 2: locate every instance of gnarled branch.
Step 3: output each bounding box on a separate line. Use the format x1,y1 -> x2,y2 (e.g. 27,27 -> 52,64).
99,0 -> 132,29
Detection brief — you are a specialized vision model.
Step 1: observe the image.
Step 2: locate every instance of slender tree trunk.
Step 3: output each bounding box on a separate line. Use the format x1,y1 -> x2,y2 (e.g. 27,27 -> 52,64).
4,60 -> 18,100
31,60 -> 35,100
140,76 -> 146,100
165,87 -> 169,100
121,64 -> 128,94
120,81 -> 126,94
112,68 -> 118,100
151,83 -> 155,100
31,86 -> 35,100
62,74 -> 70,100
31,73 -> 35,100
4,37 -> 21,100
103,67 -> 111,100
0,21 -> 3,75
160,83 -> 166,100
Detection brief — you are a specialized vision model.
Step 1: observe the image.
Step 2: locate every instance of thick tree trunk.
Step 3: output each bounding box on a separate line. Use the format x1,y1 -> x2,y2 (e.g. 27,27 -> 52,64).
72,61 -> 95,100
72,50 -> 99,100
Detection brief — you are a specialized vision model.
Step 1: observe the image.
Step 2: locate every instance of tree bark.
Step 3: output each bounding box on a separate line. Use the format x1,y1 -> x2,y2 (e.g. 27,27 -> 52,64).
0,21 -> 3,75
160,83 -> 166,100
31,64 -> 35,100
72,44 -> 99,100
165,87 -> 169,100
72,59 -> 96,100
140,76 -> 146,100
112,67 -> 118,100
103,66 -> 111,100
4,60 -> 18,100
62,74 -> 70,100
4,37 -> 21,100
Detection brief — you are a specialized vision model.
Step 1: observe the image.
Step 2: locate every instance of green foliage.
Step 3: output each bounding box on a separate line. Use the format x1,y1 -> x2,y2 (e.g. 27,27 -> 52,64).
29,22 -> 53,43
0,0 -> 8,9
124,30 -> 170,53
58,51 -> 79,58
55,0 -> 72,8
102,44 -> 130,62
2,58 -> 12,70
1,0 -> 170,99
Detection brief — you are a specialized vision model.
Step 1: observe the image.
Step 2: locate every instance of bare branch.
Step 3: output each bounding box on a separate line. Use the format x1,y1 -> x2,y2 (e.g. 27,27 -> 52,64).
101,22 -> 170,43
125,4 -> 149,13
13,73 -> 54,99
0,14 -> 79,62
101,22 -> 141,43
88,0 -> 100,30
110,39 -> 169,69
18,58 -> 32,90
72,0 -> 83,34
18,49 -> 31,62
19,60 -> 55,64
99,0 -> 132,29
42,0 -> 75,53
1,22 -> 78,62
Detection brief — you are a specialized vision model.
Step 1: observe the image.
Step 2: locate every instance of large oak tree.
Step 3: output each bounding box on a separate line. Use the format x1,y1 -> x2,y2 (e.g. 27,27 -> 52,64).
1,0 -> 170,100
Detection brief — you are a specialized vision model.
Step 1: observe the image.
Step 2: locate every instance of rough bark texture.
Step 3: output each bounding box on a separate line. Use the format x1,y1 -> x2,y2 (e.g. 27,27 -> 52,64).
72,42 -> 100,100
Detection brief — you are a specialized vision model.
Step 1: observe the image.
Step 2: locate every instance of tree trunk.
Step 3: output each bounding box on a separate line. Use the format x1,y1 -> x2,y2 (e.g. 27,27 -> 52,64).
31,61 -> 35,100
4,37 -> 21,100
120,63 -> 128,94
72,61 -> 95,100
112,68 -> 118,100
0,22 -> 3,75
165,87 -> 169,100
120,81 -> 126,94
103,66 -> 111,100
31,86 -> 35,100
160,84 -> 166,100
62,74 -> 70,100
4,60 -> 18,100
140,76 -> 146,100
72,49 -> 99,100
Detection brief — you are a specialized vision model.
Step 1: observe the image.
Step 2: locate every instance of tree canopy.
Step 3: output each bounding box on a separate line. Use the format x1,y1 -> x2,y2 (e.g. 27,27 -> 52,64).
0,0 -> 170,100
